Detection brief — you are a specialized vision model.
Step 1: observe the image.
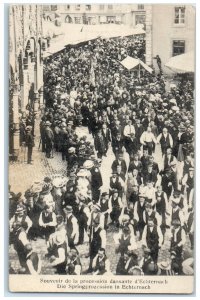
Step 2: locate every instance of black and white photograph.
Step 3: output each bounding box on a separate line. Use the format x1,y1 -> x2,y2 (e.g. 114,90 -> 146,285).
8,3 -> 195,293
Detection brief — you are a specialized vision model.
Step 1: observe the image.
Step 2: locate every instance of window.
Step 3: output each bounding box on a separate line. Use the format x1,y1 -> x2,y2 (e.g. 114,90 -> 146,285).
138,4 -> 144,10
174,6 -> 185,24
51,5 -> 57,11
75,4 -> 81,10
99,5 -> 104,10
86,4 -> 91,11
135,14 -> 146,25
107,16 -> 116,23
108,5 -> 113,9
65,5 -> 70,10
173,40 -> 185,56
43,5 -> 51,11
75,17 -> 81,24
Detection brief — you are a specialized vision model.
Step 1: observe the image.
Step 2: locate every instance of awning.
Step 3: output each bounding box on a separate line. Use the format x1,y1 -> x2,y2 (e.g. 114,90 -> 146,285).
120,56 -> 153,73
165,51 -> 194,73
43,23 -> 145,57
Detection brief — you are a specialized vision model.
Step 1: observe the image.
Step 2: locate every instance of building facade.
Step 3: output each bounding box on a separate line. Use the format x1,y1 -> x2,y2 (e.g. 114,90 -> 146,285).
151,4 -> 195,74
43,4 -> 146,27
9,5 -> 44,159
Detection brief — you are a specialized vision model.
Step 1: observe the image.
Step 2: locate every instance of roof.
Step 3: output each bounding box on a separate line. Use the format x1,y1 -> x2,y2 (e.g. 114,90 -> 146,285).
120,56 -> 153,73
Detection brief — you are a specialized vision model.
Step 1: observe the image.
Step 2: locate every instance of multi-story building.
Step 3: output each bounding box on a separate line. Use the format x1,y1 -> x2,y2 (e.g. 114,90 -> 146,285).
43,4 -> 146,27
42,4 -> 195,73
150,4 -> 195,73
9,5 -> 44,159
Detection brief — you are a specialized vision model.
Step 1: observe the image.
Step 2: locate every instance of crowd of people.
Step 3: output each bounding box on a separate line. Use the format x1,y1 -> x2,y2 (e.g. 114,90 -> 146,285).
9,34 -> 194,276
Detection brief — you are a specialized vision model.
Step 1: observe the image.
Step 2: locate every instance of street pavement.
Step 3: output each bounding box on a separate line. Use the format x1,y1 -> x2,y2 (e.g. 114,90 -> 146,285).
9,118 -> 190,274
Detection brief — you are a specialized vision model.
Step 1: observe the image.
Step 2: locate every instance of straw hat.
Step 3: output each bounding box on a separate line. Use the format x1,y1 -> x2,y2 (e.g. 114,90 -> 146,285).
83,160 -> 94,169
77,169 -> 88,177
52,176 -> 67,188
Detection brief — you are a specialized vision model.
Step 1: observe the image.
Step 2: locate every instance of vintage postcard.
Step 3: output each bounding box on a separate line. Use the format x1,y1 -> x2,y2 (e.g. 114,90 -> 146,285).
9,3 -> 195,293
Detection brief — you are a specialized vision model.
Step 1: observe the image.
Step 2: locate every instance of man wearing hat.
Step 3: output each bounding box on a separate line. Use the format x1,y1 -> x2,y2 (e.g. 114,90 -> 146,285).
44,121 -> 54,158
111,152 -> 127,176
169,196 -> 185,227
88,213 -> 106,273
162,147 -> 176,171
99,192 -> 112,229
173,124 -> 188,161
142,162 -> 158,187
171,219 -> 186,258
128,154 -> 143,174
181,167 -> 194,205
89,160 -> 103,204
25,125 -> 34,164
9,213 -> 30,268
94,130 -> 106,159
116,249 -> 138,275
109,172 -> 124,198
59,122 -> 68,161
144,202 -> 162,228
10,204 -> 32,237
157,127 -> 173,156
127,178 -> 140,208
109,189 -> 123,226
124,132 -> 139,158
161,167 -> 178,199
40,184 -> 55,211
51,176 -> 67,215
73,193 -> 91,245
63,206 -> 79,248
65,248 -> 82,275
140,149 -> 149,172
142,218 -> 163,263
38,204 -> 57,242
92,247 -> 111,275
134,193 -> 147,239
139,246 -> 154,275
111,132 -> 124,157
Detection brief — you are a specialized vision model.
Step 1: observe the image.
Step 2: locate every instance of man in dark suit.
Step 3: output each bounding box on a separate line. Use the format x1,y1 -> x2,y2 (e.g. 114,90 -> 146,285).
124,133 -> 139,157
112,133 -> 124,157
25,126 -> 34,164
173,124 -> 189,161
135,118 -> 144,144
142,163 -> 158,186
90,160 -> 103,203
157,127 -> 173,155
94,130 -> 106,159
142,112 -> 153,131
163,147 -> 176,171
141,149 -> 149,172
101,123 -> 111,155
111,152 -> 127,175
147,156 -> 159,175
44,121 -> 54,158
161,168 -> 178,198
110,120 -> 122,137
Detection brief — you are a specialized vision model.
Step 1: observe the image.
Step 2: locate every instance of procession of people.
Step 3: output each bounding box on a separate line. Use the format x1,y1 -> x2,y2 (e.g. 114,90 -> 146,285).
9,33 -> 194,276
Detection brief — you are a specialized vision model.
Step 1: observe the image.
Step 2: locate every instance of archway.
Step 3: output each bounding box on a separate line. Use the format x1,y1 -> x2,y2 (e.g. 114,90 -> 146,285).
65,15 -> 73,23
